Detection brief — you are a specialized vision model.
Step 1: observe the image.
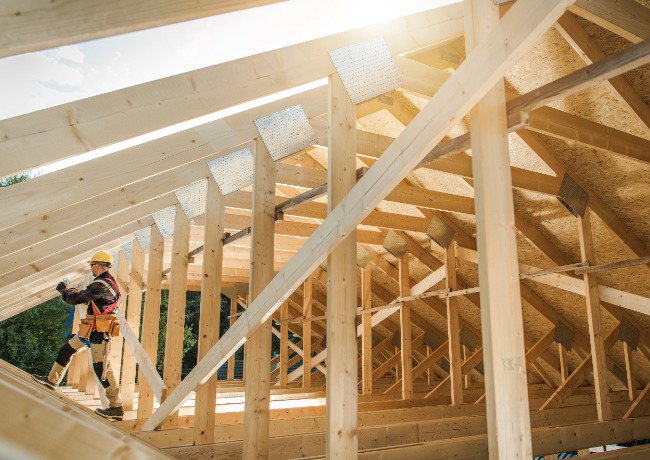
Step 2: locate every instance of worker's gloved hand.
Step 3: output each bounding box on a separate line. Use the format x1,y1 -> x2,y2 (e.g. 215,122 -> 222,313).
55,281 -> 67,293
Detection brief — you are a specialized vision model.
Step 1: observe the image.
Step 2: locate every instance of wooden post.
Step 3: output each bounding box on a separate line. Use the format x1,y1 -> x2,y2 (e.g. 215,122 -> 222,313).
161,204 -> 191,429
326,72 -> 358,459
67,306 -> 81,387
194,179 -> 225,445
112,250 -> 130,384
464,0 -> 532,457
279,300 -> 289,386
120,239 -> 145,411
577,209 -> 612,421
242,138 -> 275,459
361,264 -> 373,396
399,254 -> 413,400
137,224 -> 164,419
227,296 -> 237,381
303,276 -> 313,389
559,343 -> 569,383
624,342 -> 636,401
445,241 -> 463,404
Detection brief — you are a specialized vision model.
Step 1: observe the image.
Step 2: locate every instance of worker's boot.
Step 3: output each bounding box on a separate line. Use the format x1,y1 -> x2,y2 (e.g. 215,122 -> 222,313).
95,406 -> 124,421
32,374 -> 57,390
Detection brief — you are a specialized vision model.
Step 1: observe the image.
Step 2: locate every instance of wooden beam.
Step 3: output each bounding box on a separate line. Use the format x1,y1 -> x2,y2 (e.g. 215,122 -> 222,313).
120,239 -> 146,410
0,367 -> 173,458
0,0 -> 284,58
516,127 -> 650,258
302,276 -> 313,390
540,326 -> 620,410
399,255 -> 413,401
137,224 -> 164,419
624,342 -> 636,401
570,0 -> 650,43
0,88 -> 323,229
361,264 -> 373,396
140,0 -> 574,430
445,241 -> 462,405
527,106 -> 650,166
465,0 -> 532,457
161,205 -> 191,429
555,11 -> 650,133
242,139 -> 275,458
227,296 -> 238,381
0,6 -> 464,178
112,251 -> 130,384
194,179 -> 225,445
279,301 -> 289,386
326,71 -> 358,458
624,380 -> 650,419
578,209 -> 612,421
506,39 -> 650,117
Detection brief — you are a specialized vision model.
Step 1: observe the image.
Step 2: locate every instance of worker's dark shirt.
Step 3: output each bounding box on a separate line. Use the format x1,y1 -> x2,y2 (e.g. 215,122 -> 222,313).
61,271 -> 120,316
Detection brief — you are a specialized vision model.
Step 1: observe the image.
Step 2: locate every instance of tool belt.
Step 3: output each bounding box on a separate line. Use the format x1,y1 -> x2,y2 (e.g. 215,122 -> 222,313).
77,314 -> 120,339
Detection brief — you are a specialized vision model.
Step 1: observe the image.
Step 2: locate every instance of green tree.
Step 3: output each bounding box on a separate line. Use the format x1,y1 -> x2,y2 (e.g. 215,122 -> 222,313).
0,298 -> 71,375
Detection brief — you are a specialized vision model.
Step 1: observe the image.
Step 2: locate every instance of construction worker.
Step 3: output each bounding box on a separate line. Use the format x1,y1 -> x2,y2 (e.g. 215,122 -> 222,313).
32,250 -> 125,421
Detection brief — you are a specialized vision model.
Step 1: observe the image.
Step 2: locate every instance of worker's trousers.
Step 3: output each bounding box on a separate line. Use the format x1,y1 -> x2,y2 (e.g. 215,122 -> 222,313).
48,335 -> 123,408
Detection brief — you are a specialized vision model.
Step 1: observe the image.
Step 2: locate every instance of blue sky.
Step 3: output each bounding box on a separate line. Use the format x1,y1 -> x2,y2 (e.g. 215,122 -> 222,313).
0,1 -> 455,121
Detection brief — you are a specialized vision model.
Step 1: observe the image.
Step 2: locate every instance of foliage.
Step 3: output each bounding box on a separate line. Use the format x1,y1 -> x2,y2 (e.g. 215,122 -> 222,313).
1,171 -> 35,187
0,297 -> 71,375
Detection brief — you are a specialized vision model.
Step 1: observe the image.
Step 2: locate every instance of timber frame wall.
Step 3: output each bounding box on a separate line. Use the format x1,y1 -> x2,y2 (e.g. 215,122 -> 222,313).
1,0 -> 650,458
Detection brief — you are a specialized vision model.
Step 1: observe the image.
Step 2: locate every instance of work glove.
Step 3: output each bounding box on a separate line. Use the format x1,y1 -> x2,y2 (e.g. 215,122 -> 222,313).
55,281 -> 67,293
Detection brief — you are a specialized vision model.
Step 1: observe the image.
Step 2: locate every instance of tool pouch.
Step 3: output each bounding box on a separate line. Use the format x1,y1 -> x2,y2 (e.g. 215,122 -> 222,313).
108,316 -> 121,338
95,316 -> 112,333
77,318 -> 94,340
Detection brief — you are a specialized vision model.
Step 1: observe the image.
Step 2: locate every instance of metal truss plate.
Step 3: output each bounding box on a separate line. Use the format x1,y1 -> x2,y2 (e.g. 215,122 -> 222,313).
254,105 -> 317,161
423,330 -> 444,350
357,245 -> 371,268
382,229 -> 408,260
557,173 -> 589,217
620,316 -> 640,350
460,328 -> 479,351
207,147 -> 254,196
391,331 -> 401,348
427,214 -> 456,249
554,321 -> 575,351
152,206 -> 176,239
175,179 -> 207,220
329,37 -> 403,105
120,241 -> 134,263
134,226 -> 152,253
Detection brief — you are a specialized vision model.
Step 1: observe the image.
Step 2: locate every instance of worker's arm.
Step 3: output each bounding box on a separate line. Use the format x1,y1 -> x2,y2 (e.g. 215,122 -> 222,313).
59,282 -> 105,305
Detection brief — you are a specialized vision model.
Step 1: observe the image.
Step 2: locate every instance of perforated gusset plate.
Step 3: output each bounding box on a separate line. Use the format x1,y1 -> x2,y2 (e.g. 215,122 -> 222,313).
254,105 -> 317,161
328,37 -> 403,105
120,241 -> 134,263
356,246 -> 370,268
152,206 -> 176,239
557,173 -> 589,217
427,215 -> 455,249
382,229 -> 408,260
460,328 -> 479,351
554,321 -> 575,351
176,179 -> 207,219
207,147 -> 254,195
134,226 -> 152,253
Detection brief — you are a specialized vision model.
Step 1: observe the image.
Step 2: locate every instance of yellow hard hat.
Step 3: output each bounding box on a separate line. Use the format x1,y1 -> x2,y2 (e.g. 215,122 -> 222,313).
87,250 -> 113,265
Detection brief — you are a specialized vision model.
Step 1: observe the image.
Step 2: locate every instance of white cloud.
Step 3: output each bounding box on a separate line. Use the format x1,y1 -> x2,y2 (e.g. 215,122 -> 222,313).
56,45 -> 86,64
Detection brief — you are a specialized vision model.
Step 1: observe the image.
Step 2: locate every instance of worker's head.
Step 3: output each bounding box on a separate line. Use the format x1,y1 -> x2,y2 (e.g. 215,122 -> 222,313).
88,251 -> 113,275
